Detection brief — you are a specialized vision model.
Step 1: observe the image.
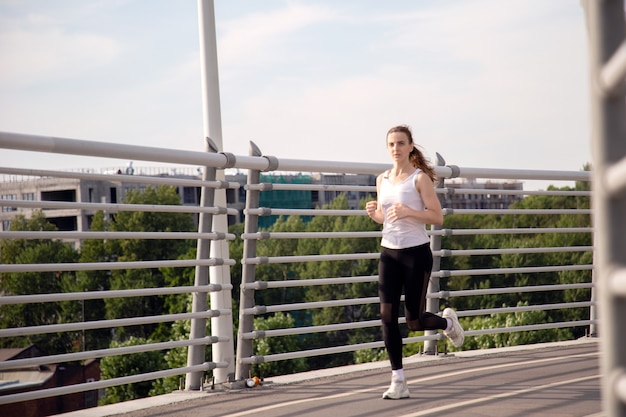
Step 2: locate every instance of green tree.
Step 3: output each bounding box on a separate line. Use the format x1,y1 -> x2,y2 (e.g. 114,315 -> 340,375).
71,211 -> 113,351
0,212 -> 79,354
299,196 -> 381,369
440,173 -> 592,342
104,185 -> 196,342
252,312 -> 308,377
461,302 -> 572,350
99,336 -> 166,404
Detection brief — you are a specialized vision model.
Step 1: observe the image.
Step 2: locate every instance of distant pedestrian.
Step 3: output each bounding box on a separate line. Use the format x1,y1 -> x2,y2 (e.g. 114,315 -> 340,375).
365,125 -> 464,400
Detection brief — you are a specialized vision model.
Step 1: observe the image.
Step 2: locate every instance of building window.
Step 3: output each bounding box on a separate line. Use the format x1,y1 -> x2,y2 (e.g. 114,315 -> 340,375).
1,194 -> 17,212
183,186 -> 198,205
41,189 -> 76,202
22,192 -> 36,201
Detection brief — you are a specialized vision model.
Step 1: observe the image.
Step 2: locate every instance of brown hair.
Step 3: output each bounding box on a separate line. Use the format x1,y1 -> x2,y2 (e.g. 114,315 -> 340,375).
386,125 -> 437,182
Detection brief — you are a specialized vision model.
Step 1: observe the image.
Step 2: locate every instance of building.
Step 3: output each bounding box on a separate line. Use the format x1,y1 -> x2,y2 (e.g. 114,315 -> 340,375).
440,178 -> 524,210
0,345 -> 100,417
0,167 -> 522,234
0,168 -> 378,233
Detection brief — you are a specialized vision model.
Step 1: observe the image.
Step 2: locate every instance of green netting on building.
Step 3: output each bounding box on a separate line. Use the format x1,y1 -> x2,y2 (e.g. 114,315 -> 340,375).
258,173 -> 312,229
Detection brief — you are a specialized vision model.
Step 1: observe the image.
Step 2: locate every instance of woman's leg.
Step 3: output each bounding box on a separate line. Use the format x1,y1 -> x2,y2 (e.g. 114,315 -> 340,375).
402,244 -> 448,331
378,247 -> 404,370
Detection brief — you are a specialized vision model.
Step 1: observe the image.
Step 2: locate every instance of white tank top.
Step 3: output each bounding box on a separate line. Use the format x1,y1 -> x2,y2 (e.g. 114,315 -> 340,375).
380,169 -> 430,249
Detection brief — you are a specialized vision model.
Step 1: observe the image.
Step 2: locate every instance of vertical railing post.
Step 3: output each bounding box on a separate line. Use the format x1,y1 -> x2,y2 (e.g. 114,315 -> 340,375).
235,142 -> 264,381
193,0 -> 235,385
424,153 -> 447,355
590,236 -> 599,337
185,138 -> 218,390
585,0 -> 626,415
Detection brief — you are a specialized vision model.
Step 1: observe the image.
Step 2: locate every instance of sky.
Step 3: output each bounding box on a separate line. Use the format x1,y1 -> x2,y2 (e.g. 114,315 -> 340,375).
0,0 -> 591,185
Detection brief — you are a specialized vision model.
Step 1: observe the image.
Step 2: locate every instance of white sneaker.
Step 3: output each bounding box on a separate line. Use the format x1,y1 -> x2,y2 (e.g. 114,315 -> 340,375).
443,307 -> 465,348
382,379 -> 410,399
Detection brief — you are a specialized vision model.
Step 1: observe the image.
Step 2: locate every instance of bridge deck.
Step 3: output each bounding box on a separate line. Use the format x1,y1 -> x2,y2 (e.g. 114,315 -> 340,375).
65,339 -> 602,417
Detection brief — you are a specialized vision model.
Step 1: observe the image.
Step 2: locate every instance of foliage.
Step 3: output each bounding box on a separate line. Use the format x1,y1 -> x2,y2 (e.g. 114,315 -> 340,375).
103,185 -> 196,342
73,211 -> 112,350
461,302 -> 572,350
251,312 -> 308,377
0,212 -> 80,354
0,173 -> 594,404
99,337 -> 166,404
440,181 -> 592,339
149,317 -> 192,396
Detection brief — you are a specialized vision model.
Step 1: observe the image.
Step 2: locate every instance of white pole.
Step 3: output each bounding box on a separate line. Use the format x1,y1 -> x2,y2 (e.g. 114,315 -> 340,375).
194,0 -> 235,385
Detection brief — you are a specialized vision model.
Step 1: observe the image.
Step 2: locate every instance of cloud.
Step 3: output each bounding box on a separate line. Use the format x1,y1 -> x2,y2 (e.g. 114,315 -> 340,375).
0,24 -> 120,88
217,2 -> 338,73
219,0 -> 590,172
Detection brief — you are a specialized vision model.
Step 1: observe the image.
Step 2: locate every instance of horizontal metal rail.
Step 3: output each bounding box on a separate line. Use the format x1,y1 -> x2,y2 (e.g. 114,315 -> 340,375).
246,183 -> 376,192
434,264 -> 593,278
0,131 -> 594,180
245,208 -> 590,218
0,259 -> 234,273
605,156 -> 626,195
243,297 -> 380,315
0,166 -> 240,189
246,183 -> 591,197
245,208 -> 365,217
0,362 -> 228,406
0,284 -> 233,305
242,252 -> 380,265
0,336 -> 227,371
0,231 -> 234,241
464,320 -> 595,337
0,310 -> 230,338
428,282 -> 594,298
461,301 -> 594,317
242,231 -> 382,240
0,198 -> 237,215
599,37 -> 626,94
430,227 -> 592,236
241,275 -> 377,290
243,319 -> 382,339
610,267 -> 626,295
437,246 -> 593,257
439,187 -> 591,197
239,320 -> 594,365
241,301 -> 593,340
444,208 -> 591,215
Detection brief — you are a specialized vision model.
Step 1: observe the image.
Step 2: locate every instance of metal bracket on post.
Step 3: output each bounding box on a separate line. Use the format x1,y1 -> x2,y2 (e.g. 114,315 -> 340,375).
220,152 -> 237,169
262,155 -> 279,172
446,164 -> 461,179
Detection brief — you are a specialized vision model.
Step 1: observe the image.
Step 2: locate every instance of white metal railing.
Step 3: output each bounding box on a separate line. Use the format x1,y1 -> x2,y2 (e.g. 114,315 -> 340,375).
0,130 -> 593,412
233,142 -> 594,380
584,0 -> 626,415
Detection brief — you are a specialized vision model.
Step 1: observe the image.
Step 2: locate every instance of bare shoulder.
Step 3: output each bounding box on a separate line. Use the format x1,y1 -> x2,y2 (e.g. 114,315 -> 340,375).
415,170 -> 435,190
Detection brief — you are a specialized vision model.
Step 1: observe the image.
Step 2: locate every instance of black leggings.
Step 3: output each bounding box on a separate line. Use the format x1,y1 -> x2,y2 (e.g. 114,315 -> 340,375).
378,243 -> 447,370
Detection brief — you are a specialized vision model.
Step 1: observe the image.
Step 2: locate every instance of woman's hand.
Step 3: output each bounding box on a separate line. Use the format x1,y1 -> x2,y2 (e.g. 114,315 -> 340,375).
385,203 -> 408,223
366,200 -> 383,224
366,200 -> 378,216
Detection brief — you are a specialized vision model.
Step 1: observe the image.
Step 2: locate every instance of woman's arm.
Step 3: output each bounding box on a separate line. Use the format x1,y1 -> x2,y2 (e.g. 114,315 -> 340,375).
415,172 -> 443,225
365,174 -> 385,224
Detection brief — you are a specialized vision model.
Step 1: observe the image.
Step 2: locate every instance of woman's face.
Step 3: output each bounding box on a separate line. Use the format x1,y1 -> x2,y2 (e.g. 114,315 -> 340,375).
386,131 -> 413,163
